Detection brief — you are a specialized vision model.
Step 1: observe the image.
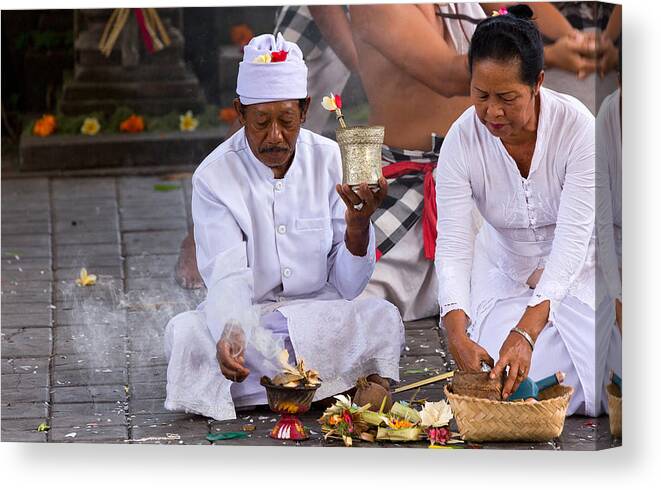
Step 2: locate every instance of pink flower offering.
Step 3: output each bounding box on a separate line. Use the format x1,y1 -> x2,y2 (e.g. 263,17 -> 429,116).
427,426 -> 451,446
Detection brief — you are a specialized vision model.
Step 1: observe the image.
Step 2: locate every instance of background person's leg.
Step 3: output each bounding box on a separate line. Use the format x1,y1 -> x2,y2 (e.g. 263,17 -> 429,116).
175,225 -> 204,289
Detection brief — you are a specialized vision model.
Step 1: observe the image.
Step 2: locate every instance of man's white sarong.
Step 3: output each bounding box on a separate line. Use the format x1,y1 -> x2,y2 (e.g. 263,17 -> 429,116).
165,299 -> 403,421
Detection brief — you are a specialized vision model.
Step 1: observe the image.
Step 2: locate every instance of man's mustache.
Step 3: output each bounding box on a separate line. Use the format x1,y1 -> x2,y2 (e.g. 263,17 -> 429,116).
260,146 -> 289,154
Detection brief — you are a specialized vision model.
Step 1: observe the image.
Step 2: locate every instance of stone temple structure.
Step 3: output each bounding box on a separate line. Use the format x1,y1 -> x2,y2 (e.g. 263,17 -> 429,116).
59,8 -> 205,115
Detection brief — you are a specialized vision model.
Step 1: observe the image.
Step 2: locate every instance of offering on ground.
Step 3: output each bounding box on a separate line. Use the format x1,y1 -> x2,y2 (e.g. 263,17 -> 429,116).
318,390 -> 458,448
353,376 -> 393,412
263,349 -> 321,388
260,350 -> 322,440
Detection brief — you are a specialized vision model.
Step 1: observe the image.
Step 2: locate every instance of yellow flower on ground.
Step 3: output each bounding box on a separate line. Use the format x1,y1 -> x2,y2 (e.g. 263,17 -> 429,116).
75,268 -> 97,287
179,110 -> 199,132
321,93 -> 338,112
81,117 -> 101,135
252,53 -> 272,63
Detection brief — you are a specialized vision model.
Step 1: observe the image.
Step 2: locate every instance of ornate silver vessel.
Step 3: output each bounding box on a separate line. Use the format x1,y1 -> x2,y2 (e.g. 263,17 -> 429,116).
336,125 -> 385,190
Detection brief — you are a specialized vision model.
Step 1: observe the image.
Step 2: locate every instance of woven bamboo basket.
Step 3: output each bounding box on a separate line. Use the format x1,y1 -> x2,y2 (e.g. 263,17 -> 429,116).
606,383 -> 622,438
444,383 -> 573,442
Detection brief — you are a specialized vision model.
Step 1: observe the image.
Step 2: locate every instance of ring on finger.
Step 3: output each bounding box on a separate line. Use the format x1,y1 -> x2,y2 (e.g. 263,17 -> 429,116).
518,368 -> 526,377
353,201 -> 365,211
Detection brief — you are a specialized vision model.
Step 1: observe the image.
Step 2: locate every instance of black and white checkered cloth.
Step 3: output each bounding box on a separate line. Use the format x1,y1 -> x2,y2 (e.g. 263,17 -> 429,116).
372,134 -> 444,258
274,7 -> 442,258
554,1 -> 615,31
274,5 -> 335,61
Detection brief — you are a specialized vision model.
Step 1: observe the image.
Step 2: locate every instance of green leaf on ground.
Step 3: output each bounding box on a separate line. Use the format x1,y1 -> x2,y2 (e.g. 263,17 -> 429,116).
206,431 -> 249,442
153,184 -> 181,192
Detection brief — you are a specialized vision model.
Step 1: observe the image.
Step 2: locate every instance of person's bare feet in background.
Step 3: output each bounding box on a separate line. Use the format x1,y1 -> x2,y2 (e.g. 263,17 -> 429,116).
175,227 -> 204,289
176,120 -> 243,290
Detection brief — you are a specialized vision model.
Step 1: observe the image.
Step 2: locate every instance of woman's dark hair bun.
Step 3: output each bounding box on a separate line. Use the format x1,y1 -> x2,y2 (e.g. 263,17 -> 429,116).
468,3 -> 543,86
507,4 -> 534,21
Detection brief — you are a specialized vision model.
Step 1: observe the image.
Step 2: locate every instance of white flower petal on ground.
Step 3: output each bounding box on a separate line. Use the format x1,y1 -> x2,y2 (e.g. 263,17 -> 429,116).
419,400 -> 453,428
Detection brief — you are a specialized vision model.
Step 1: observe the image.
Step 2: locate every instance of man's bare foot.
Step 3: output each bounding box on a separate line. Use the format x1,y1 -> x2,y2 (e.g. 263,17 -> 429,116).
175,231 -> 204,289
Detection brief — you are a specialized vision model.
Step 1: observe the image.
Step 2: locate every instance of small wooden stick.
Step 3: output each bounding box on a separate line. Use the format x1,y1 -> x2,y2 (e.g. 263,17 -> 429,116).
394,370 -> 455,394
335,108 -> 347,129
99,8 -> 120,51
102,8 -> 130,57
408,387 -> 421,405
141,8 -> 164,52
101,8 -> 123,55
148,8 -> 171,46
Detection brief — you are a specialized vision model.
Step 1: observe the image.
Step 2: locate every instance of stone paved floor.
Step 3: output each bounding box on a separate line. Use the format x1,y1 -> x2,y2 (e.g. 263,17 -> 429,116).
1,175 -> 620,449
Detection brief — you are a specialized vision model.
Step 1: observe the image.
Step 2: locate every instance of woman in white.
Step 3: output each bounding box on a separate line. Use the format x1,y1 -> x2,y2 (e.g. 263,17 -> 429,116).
435,5 -> 620,416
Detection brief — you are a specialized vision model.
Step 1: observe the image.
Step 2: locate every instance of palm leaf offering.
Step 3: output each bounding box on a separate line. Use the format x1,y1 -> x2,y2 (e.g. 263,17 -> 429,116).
318,388 -> 458,448
263,349 -> 321,388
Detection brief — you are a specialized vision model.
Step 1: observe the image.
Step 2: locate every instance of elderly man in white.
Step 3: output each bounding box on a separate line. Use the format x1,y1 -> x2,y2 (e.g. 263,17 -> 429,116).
164,33 -> 404,421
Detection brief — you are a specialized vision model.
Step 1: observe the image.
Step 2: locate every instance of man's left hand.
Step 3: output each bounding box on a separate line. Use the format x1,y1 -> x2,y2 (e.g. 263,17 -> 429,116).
335,176 -> 388,228
490,330 -> 533,400
335,177 -> 388,257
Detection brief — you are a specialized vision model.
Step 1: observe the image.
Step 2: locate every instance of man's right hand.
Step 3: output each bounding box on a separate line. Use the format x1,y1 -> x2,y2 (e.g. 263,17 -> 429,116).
216,324 -> 250,382
448,335 -> 494,373
444,309 -> 494,372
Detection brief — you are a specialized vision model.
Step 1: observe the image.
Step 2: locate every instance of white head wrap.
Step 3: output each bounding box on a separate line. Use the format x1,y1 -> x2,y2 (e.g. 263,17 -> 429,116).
236,32 -> 308,105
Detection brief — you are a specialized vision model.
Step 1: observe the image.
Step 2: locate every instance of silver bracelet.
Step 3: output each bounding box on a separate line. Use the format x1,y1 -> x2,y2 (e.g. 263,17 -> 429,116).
510,327 -> 535,351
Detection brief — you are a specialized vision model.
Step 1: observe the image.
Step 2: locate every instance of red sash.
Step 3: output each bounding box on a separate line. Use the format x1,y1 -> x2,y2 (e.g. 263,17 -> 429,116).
378,161 -> 437,261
